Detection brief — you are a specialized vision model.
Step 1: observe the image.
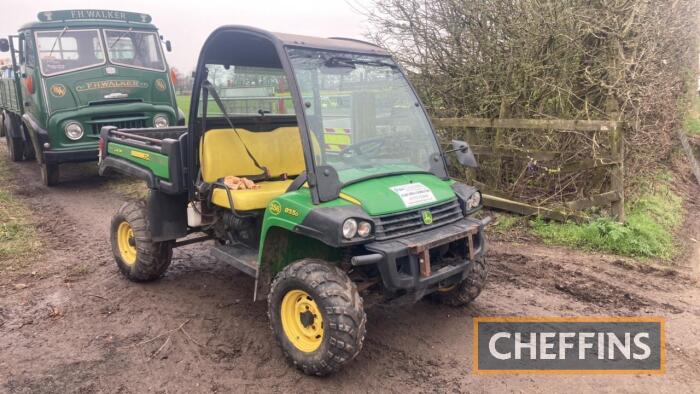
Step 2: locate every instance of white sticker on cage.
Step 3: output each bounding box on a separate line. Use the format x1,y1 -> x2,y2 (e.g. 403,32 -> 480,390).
390,183 -> 437,208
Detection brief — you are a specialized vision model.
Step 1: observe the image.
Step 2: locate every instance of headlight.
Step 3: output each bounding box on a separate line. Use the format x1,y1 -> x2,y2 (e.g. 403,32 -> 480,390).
342,218 -> 358,239
64,121 -> 84,140
467,191 -> 482,209
153,114 -> 169,128
357,221 -> 372,238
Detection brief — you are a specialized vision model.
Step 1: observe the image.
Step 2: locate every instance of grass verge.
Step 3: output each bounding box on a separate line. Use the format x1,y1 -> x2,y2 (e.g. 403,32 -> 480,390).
176,95 -> 191,124
105,175 -> 148,199
531,177 -> 683,261
683,93 -> 700,135
0,158 -> 40,270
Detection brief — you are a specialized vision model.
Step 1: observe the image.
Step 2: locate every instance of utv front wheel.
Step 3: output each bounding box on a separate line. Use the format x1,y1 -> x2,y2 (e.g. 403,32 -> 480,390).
434,257 -> 488,307
110,200 -> 173,282
268,259 -> 366,376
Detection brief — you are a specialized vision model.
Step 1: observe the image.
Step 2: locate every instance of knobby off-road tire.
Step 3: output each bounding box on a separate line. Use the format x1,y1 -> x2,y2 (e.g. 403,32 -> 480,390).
434,257 -> 488,307
110,200 -> 173,282
268,259 -> 366,376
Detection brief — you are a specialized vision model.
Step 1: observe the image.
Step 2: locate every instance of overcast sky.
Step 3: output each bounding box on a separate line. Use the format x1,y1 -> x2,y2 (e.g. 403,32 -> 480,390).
0,0 -> 375,71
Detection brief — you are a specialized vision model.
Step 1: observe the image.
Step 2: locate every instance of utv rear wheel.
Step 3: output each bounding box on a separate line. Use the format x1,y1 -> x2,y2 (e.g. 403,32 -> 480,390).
268,259 -> 366,376
434,257 -> 488,307
110,200 -> 173,282
40,163 -> 60,186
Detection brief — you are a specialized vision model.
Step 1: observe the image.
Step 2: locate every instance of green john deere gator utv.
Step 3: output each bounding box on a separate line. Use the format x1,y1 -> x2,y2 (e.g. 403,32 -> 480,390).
98,25 -> 490,375
0,10 -> 182,186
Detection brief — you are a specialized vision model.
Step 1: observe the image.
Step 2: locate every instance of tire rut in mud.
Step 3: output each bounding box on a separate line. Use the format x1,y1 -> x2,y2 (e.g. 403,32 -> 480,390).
488,251 -> 692,314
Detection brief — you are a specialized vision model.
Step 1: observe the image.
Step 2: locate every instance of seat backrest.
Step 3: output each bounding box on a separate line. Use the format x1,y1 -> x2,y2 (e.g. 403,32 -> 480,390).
199,127 -> 305,183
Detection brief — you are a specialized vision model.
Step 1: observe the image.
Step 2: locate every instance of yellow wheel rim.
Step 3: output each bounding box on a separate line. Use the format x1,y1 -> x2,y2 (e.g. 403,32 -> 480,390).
117,221 -> 137,266
280,289 -> 324,352
438,283 -> 458,293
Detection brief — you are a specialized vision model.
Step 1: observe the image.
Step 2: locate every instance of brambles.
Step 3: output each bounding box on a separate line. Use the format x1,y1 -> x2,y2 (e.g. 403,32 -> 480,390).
368,0 -> 698,205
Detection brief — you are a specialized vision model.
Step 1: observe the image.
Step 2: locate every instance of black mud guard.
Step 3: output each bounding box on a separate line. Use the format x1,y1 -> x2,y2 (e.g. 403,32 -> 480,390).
147,189 -> 188,242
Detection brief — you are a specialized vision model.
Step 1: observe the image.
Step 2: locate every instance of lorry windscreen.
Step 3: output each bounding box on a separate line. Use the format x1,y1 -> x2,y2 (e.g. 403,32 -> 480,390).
104,30 -> 165,72
36,29 -> 105,76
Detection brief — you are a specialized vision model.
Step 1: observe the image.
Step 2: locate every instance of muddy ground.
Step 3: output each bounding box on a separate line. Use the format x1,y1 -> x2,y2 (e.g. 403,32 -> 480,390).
0,143 -> 699,393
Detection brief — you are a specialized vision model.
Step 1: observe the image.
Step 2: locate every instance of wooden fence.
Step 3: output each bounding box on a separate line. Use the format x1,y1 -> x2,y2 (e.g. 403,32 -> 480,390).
432,117 -> 625,222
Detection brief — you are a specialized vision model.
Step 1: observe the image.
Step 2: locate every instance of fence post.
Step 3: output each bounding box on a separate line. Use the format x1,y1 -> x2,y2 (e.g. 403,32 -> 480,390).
608,116 -> 625,222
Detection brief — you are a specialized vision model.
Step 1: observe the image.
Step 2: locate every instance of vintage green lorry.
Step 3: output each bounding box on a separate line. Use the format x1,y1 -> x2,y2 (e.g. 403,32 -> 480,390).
97,25 -> 490,375
0,10 -> 182,185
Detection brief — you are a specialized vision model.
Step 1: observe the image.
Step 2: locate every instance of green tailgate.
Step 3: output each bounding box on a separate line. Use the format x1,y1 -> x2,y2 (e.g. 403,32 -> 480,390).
107,142 -> 170,180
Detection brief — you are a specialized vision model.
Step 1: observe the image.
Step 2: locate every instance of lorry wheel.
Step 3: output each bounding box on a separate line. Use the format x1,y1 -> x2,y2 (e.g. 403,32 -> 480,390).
268,259 -> 366,376
0,112 -> 5,137
433,257 -> 488,307
40,163 -> 60,186
4,116 -> 24,162
6,134 -> 24,162
110,200 -> 173,282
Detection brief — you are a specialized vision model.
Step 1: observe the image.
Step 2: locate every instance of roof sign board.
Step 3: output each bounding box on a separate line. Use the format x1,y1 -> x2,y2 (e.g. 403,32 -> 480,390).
37,10 -> 152,24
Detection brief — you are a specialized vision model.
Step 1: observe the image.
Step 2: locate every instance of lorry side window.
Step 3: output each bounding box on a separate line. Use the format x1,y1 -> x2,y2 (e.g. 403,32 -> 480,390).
24,32 -> 36,67
35,29 -> 105,76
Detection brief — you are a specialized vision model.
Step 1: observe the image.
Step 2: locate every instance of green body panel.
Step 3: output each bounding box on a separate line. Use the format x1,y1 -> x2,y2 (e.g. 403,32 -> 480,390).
107,142 -> 170,179
1,14 -> 177,162
258,188 -> 352,271
256,170 -> 455,272
340,172 -> 456,216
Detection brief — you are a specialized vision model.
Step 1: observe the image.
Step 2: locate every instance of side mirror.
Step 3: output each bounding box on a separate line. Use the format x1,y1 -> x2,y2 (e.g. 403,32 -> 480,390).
0,39 -> 9,53
451,140 -> 478,168
165,40 -> 172,52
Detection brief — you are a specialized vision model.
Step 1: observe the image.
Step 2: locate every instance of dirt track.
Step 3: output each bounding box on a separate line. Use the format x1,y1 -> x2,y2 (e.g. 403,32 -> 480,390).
1,146 -> 699,393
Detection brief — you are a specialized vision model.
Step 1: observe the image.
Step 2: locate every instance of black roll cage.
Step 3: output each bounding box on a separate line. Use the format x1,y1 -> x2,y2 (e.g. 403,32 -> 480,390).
186,25 -> 449,205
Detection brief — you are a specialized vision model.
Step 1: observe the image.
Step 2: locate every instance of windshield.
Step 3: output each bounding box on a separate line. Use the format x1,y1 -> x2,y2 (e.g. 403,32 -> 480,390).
287,48 -> 442,184
35,29 -> 105,76
104,29 -> 165,71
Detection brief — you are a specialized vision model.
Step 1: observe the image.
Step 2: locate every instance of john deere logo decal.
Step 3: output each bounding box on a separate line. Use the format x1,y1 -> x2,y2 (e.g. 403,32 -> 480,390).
50,84 -> 66,97
421,210 -> 433,225
155,79 -> 167,91
270,201 -> 282,215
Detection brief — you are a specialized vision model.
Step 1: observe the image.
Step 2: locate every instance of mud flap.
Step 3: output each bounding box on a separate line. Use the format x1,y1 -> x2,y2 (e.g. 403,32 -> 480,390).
147,190 -> 188,242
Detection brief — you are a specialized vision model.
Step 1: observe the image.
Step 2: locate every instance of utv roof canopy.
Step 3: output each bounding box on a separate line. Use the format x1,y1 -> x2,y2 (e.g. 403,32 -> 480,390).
199,25 -> 389,69
37,10 -> 152,24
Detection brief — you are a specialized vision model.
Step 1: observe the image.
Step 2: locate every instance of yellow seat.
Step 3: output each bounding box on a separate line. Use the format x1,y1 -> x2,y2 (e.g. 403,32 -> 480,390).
211,180 -> 294,210
200,127 -> 304,210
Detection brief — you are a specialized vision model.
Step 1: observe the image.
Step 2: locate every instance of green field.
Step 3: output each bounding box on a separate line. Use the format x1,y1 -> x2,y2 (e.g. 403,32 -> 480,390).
176,95 -> 191,124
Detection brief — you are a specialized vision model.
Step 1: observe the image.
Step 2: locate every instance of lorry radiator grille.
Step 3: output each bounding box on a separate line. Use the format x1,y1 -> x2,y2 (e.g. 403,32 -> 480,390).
90,115 -> 147,134
373,199 -> 463,240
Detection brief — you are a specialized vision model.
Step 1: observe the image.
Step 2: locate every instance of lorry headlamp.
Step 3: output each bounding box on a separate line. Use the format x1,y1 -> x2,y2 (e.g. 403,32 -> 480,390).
467,191 -> 482,209
64,121 -> 84,140
342,218 -> 358,239
357,221 -> 372,238
153,114 -> 169,128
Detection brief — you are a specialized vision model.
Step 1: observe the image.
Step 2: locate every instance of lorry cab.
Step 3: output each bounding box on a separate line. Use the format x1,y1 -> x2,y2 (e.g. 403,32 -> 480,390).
0,10 -> 181,185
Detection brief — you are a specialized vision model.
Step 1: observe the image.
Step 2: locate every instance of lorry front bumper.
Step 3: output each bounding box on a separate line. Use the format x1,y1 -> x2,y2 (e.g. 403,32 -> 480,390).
360,216 -> 490,298
44,148 -> 99,164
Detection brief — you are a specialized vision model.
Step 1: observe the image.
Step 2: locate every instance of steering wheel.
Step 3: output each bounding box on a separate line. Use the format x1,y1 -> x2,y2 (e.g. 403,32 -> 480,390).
338,136 -> 390,161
